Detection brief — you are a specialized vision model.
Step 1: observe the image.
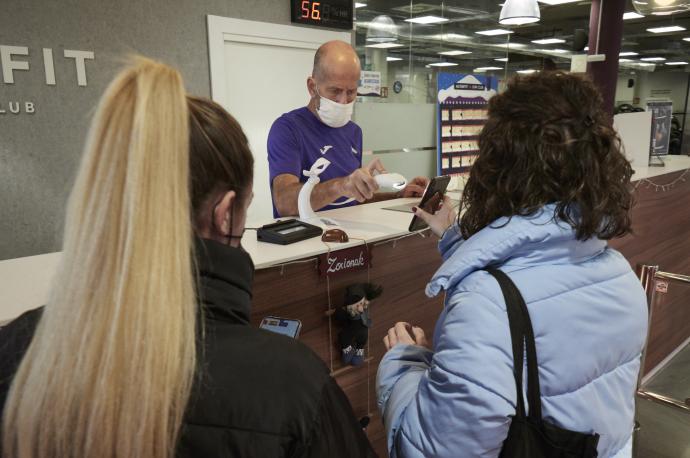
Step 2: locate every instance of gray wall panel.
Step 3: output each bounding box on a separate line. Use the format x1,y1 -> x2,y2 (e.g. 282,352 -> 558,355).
0,0 -> 290,260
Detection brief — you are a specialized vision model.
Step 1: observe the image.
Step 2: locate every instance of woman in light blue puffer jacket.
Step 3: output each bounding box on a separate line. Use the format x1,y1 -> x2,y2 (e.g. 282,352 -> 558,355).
377,72 -> 648,458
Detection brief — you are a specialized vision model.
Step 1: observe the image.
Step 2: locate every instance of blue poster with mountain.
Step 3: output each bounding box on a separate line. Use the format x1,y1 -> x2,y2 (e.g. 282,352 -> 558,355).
437,73 -> 498,176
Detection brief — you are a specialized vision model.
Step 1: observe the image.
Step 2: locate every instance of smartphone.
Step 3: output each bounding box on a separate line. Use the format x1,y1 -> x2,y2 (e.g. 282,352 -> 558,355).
409,175 -> 451,232
259,316 -> 302,339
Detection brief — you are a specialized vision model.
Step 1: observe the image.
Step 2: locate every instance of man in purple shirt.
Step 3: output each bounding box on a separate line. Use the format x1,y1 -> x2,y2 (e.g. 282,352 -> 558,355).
268,41 -> 428,218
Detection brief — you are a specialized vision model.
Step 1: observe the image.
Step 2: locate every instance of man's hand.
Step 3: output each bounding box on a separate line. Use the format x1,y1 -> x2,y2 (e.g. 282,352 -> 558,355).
383,322 -> 429,350
398,176 -> 429,198
342,158 -> 386,202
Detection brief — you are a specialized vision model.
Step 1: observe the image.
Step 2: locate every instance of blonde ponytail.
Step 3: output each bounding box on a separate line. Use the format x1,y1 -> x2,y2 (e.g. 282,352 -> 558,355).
2,57 -> 197,458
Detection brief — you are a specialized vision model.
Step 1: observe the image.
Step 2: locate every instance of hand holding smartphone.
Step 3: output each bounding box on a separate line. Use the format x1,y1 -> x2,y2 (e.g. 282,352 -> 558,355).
408,175 -> 451,232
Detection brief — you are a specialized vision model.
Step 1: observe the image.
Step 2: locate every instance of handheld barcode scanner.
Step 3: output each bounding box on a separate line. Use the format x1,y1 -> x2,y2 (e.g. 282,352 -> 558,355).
298,157 -> 408,224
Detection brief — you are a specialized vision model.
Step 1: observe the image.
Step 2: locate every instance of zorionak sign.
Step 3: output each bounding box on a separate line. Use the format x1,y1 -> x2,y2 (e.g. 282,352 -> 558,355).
318,244 -> 371,278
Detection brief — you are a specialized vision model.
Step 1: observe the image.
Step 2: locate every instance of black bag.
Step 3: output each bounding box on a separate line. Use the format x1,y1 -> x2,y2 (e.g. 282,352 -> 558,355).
486,268 -> 600,458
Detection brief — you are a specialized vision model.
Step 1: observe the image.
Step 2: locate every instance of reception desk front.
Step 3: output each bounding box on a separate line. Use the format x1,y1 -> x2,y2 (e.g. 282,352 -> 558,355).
1,156 -> 690,457
244,198 -> 444,456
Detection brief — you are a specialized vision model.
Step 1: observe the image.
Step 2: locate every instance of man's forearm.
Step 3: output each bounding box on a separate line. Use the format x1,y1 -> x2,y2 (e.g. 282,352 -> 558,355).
274,177 -> 348,217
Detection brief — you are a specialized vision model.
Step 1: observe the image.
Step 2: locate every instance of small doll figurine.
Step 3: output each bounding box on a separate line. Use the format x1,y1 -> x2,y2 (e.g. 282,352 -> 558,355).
334,283 -> 382,366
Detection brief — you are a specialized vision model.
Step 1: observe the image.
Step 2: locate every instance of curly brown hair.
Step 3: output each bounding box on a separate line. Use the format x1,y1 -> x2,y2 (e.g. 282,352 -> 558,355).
459,71 -> 634,241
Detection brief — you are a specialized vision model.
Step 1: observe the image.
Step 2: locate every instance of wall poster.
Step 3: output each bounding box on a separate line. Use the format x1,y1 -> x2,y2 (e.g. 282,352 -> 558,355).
358,70 -> 381,97
646,101 -> 673,157
437,73 -> 498,177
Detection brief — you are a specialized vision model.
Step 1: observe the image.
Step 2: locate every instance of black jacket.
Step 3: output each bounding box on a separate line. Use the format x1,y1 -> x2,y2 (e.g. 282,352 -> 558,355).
0,238 -> 376,457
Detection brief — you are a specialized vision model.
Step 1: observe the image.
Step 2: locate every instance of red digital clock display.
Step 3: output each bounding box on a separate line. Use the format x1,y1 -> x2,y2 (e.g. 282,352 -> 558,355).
291,0 -> 353,30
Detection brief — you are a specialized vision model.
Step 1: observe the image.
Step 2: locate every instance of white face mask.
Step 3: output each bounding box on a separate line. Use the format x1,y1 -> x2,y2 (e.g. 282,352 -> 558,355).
315,88 -> 354,128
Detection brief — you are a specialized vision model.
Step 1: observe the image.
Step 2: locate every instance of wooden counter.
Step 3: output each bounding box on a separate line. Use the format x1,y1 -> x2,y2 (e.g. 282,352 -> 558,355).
609,156 -> 690,375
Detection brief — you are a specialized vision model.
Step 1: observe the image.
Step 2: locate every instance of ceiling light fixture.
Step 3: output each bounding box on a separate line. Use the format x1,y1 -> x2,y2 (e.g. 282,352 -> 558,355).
619,51 -> 639,56
623,11 -> 645,19
366,15 -> 397,43
683,37 -> 690,41
531,38 -> 565,44
476,29 -> 514,36
429,62 -> 459,67
493,42 -> 527,48
666,61 -> 689,65
517,69 -> 537,73
647,25 -> 686,33
386,57 -> 403,61
537,0 -> 580,5
640,56 -> 666,61
439,50 -> 472,55
405,16 -> 449,24
365,42 -> 405,49
495,57 -> 509,62
475,66 -> 504,71
499,0 -> 541,25
438,33 -> 471,40
355,2 -> 367,7
619,58 -> 635,62
634,0 -> 690,16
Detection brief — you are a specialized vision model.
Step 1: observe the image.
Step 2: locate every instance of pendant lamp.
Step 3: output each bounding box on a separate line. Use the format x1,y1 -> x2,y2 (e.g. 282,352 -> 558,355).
366,15 -> 397,43
499,0 -> 541,25
633,0 -> 690,15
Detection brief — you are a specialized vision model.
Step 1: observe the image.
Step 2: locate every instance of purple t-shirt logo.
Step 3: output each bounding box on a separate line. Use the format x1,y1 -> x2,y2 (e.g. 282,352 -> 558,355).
267,107 -> 363,217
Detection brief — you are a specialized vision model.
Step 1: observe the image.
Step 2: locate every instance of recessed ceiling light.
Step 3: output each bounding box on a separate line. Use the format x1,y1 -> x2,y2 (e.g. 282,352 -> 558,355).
666,61 -> 689,65
386,57 -> 403,61
495,57 -> 509,62
517,69 -> 537,74
429,62 -> 459,67
439,50 -> 472,55
623,11 -> 644,20
355,2 -> 367,7
476,29 -> 514,36
539,48 -> 569,53
438,33 -> 471,40
647,26 -> 686,33
619,58 -> 634,62
653,10 -> 686,15
683,37 -> 690,42
638,62 -> 656,66
365,42 -> 405,49
619,52 -> 639,56
641,56 -> 666,61
537,0 -> 580,4
474,66 -> 504,71
493,42 -> 527,48
531,38 -> 566,44
405,15 -> 449,24
584,46 -> 589,51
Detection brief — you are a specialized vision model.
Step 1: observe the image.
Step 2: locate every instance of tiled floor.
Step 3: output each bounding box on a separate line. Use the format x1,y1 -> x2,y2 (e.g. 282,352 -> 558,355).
635,343 -> 690,457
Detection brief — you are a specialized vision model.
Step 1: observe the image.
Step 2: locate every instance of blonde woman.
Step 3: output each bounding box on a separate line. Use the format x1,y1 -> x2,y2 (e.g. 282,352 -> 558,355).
0,58 -> 376,458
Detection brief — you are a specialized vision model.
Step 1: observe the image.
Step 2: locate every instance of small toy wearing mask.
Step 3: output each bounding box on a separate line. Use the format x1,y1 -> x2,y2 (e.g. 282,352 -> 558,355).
334,283 -> 382,366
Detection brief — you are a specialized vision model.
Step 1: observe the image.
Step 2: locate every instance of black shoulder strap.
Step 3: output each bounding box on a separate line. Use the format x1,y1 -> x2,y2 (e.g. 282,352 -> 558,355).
486,268 -> 543,423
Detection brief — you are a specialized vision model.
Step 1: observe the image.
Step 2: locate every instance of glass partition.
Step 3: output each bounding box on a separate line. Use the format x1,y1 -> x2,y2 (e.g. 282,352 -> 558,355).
352,1 -> 592,179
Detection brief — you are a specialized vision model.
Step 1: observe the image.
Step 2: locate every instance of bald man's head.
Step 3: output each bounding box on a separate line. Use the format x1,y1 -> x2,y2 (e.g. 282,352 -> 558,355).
307,41 -> 361,106
312,41 -> 361,81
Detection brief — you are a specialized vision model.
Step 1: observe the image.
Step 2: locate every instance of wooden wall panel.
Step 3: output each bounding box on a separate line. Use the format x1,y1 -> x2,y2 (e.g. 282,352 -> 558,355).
252,234 -> 444,457
609,168 -> 690,374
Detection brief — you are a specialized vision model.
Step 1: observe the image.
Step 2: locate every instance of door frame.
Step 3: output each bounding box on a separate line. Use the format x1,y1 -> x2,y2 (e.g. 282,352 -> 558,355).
207,15 -> 351,108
